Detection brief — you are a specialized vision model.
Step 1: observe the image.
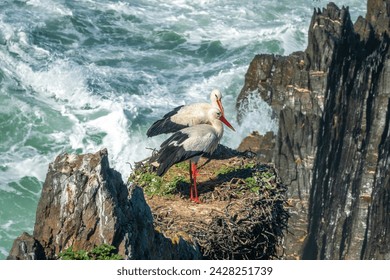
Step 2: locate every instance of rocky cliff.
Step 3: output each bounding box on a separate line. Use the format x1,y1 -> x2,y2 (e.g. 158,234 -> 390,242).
237,0 -> 390,259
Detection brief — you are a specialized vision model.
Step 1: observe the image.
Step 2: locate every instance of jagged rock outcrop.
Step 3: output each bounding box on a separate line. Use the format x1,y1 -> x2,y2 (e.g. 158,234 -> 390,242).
237,0 -> 390,259
7,232 -> 45,260
7,149 -> 201,260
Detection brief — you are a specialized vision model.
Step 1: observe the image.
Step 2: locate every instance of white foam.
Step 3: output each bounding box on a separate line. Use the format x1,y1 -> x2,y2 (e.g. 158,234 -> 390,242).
235,90 -> 279,148
0,54 -> 145,181
0,220 -> 14,231
26,0 -> 73,17
0,184 -> 22,195
1,153 -> 49,186
85,109 -> 130,155
0,247 -> 8,258
18,60 -> 90,107
0,18 -> 14,44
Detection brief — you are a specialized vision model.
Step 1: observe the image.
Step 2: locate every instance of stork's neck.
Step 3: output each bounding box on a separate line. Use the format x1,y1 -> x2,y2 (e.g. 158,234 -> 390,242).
210,99 -> 219,108
210,118 -> 224,139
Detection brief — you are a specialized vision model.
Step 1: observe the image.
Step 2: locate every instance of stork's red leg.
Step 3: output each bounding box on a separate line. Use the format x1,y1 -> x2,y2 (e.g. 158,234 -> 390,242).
191,162 -> 200,203
189,162 -> 194,200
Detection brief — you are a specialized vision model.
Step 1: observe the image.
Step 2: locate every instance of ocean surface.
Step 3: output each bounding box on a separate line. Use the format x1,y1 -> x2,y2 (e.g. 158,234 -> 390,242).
0,0 -> 366,259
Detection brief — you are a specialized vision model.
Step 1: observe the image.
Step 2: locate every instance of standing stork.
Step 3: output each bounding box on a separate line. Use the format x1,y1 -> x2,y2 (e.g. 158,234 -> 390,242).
155,107 -> 235,203
147,89 -> 225,137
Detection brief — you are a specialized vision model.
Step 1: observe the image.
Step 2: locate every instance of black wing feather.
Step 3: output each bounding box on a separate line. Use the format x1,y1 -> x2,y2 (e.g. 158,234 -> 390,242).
146,105 -> 188,137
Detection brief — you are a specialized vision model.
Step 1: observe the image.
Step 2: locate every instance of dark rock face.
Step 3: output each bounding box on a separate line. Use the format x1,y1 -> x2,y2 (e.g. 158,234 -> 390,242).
6,232 -> 45,260
7,149 -> 201,260
237,1 -> 390,259
366,0 -> 390,36
303,1 -> 390,260
237,131 -> 276,163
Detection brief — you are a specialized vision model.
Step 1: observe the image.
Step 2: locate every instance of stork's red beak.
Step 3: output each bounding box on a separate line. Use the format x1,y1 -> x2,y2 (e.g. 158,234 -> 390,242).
220,115 -> 236,131
216,99 -> 224,115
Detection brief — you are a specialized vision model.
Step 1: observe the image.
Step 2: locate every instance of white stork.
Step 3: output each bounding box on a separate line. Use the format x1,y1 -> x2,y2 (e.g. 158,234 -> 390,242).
147,89 -> 225,137
155,107 -> 235,203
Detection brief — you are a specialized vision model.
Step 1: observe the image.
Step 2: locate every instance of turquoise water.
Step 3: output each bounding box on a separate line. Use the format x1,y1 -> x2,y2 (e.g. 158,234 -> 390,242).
0,0 -> 366,259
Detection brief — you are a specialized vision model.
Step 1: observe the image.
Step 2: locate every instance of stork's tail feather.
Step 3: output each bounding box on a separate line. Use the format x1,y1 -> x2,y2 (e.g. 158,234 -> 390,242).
155,145 -> 202,177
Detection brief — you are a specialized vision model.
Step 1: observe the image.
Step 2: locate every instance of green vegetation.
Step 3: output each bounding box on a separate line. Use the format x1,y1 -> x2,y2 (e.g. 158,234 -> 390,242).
214,162 -> 268,193
215,162 -> 256,176
128,163 -> 189,197
141,173 -> 188,197
215,165 -> 237,176
244,176 -> 259,192
244,170 -> 276,193
174,161 -> 189,171
58,244 -> 123,260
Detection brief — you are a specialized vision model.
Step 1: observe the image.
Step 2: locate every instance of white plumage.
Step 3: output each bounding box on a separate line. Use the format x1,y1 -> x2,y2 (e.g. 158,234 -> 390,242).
147,89 -> 224,137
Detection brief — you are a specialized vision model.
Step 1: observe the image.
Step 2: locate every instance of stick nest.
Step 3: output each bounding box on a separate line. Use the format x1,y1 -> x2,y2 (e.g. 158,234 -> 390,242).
129,150 -> 289,260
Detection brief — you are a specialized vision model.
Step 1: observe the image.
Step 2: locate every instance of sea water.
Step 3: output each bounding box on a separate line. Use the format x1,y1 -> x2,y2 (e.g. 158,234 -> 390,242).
0,0 -> 366,259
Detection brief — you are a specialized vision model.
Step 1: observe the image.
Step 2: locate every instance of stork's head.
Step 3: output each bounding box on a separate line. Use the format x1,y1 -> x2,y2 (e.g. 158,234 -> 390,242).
209,107 -> 235,131
210,89 -> 224,114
